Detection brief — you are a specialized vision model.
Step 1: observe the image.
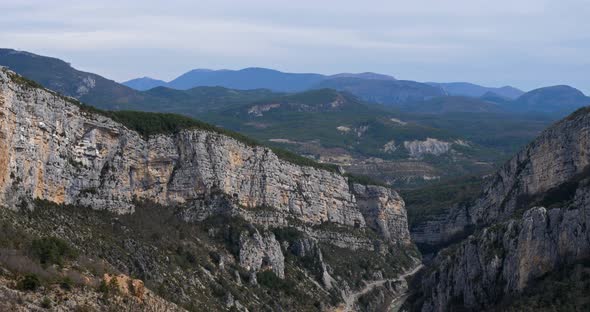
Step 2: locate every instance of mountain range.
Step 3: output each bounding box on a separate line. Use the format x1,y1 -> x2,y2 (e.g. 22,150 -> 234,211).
123,68 -> 398,92
124,67 -> 589,113
2,49 -> 587,114
0,48 -> 587,188
122,68 -> 526,105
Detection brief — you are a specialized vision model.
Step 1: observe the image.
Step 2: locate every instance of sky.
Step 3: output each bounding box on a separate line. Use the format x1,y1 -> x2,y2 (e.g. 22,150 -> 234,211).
1,0 -> 589,93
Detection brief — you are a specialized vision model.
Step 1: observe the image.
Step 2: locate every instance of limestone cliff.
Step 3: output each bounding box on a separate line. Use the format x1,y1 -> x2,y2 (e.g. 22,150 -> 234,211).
468,108 -> 590,225
420,179 -> 590,311
0,67 -> 410,246
412,107 -> 590,311
0,68 -> 418,311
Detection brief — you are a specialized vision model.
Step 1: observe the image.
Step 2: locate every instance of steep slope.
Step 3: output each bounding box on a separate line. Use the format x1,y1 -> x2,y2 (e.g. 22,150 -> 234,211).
428,82 -> 524,99
168,67 -> 325,91
314,77 -> 445,105
511,85 -> 590,113
0,67 -> 419,311
468,107 -> 590,225
122,77 -> 167,90
408,107 -> 590,311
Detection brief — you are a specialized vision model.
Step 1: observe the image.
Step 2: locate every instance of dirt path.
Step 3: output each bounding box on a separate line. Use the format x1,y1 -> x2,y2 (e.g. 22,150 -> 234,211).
340,264 -> 424,312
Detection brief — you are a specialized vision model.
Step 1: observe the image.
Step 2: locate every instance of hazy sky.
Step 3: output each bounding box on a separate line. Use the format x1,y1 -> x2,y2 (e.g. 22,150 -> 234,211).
1,0 -> 589,93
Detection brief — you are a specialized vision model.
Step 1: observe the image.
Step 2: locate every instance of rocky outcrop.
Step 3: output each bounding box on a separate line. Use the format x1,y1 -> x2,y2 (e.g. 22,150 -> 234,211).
420,179 -> 590,311
239,230 -> 285,278
410,205 -> 472,250
403,138 -> 451,158
102,273 -> 146,300
247,103 -> 280,116
352,184 -> 411,243
414,107 -> 590,311
290,237 -> 334,288
0,273 -> 185,312
468,108 -> 590,225
0,68 -> 410,246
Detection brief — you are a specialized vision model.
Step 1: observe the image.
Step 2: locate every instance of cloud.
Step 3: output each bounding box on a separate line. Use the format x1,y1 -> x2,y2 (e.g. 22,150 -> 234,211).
0,0 -> 588,92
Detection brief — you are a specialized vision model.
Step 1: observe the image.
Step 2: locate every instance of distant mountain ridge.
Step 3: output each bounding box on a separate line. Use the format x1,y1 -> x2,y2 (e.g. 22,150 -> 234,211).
0,49 -> 279,112
122,68 -> 535,106
510,85 -> 590,113
2,48 -> 586,115
167,67 -> 326,91
123,68 -> 398,92
122,67 -> 434,106
122,76 -> 167,90
427,82 -> 524,99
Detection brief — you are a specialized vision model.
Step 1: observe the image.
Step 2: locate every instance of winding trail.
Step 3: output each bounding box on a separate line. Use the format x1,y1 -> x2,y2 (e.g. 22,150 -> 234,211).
340,263 -> 424,312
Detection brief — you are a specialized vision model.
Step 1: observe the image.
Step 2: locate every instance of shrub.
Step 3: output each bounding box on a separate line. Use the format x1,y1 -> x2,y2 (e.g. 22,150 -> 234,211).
60,276 -> 72,290
272,227 -> 303,243
256,271 -> 295,294
98,279 -> 109,293
30,237 -> 77,266
40,297 -> 52,309
18,273 -> 41,291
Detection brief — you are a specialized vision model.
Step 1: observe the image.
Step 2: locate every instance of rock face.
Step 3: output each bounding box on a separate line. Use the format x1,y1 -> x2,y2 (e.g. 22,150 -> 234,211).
352,184 -> 410,242
415,107 -> 590,311
239,230 -> 285,278
0,68 -> 410,246
421,180 -> 590,311
410,205 -> 472,249
468,108 -> 590,225
403,138 -> 451,158
290,237 -> 334,288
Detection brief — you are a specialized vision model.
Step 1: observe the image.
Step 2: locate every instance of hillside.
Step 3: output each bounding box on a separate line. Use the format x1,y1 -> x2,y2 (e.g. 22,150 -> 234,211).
230,89 -> 369,117
510,85 -> 590,113
203,90 -> 503,187
0,67 -> 422,311
0,48 -> 146,109
402,96 -> 505,114
313,77 -> 445,105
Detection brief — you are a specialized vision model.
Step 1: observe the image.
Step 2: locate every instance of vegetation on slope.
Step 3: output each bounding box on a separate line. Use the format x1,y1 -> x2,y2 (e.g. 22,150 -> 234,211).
401,175 -> 484,228
499,260 -> 590,311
